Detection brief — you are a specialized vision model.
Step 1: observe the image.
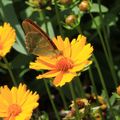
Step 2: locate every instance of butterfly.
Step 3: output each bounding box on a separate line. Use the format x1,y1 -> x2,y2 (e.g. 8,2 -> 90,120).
22,19 -> 59,56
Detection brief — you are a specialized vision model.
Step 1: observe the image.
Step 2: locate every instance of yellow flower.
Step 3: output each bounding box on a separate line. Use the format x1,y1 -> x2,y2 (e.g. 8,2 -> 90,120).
0,84 -> 39,120
30,35 -> 93,87
0,22 -> 16,57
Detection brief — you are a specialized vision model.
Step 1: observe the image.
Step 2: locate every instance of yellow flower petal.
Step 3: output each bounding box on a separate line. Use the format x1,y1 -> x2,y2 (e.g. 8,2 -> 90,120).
30,56 -> 57,70
0,22 -> 16,57
63,37 -> 71,57
53,36 -> 64,51
70,60 -> 92,72
72,44 -> 93,63
37,70 -> 60,79
53,72 -> 64,86
71,36 -> 86,60
55,72 -> 76,87
0,86 -> 13,104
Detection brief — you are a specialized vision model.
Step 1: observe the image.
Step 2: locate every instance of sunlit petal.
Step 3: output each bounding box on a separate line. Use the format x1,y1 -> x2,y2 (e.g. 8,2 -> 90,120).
37,70 -> 60,79
0,23 -> 16,57
57,72 -> 76,87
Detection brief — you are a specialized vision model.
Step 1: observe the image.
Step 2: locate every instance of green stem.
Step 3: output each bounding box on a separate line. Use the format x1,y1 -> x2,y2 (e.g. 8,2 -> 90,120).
76,25 -> 82,34
88,68 -> 98,96
93,55 -> 115,119
89,67 -> 104,120
69,83 -> 80,120
3,57 -> 17,86
43,80 -> 60,120
42,10 -> 49,34
54,0 -> 64,37
57,88 -> 68,110
0,61 -> 7,69
89,12 -> 118,87
97,0 -> 118,87
75,77 -> 85,98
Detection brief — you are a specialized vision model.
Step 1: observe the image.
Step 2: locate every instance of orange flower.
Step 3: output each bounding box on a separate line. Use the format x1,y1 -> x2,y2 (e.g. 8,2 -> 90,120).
0,84 -> 39,120
0,23 -> 16,57
30,35 -> 93,87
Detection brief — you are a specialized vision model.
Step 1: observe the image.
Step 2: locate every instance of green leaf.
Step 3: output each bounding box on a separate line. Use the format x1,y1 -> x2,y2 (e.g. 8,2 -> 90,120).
90,3 -> 108,13
115,116 -> 120,120
0,0 -> 28,55
110,93 -> 117,105
20,6 -> 34,19
103,13 -> 118,26
112,93 -> 120,99
41,20 -> 55,39
91,16 -> 101,29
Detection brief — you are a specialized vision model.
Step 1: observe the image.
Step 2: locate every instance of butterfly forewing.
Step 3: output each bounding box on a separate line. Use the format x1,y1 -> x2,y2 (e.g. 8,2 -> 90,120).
22,19 -> 57,56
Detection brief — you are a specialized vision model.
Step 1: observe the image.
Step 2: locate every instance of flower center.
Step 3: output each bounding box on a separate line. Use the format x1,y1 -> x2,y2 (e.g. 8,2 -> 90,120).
56,57 -> 73,72
7,104 -> 22,118
0,43 -> 3,50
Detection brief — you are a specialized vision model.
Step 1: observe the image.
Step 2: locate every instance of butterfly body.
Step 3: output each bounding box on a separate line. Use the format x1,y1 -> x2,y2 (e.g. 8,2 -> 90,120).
22,19 -> 58,56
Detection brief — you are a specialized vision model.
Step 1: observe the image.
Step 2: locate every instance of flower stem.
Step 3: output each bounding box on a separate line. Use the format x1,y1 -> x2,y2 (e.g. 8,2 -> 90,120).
75,77 -> 85,98
3,57 -> 17,86
93,55 -> 115,119
57,88 -> 68,110
89,12 -> 118,87
89,68 -> 104,119
97,0 -> 118,87
76,25 -> 82,34
69,83 -> 80,120
89,68 -> 98,96
43,79 -> 60,120
54,0 -> 64,37
0,61 -> 7,69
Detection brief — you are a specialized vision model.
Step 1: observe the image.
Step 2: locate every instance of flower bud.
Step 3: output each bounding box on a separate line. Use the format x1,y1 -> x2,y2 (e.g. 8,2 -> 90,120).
116,85 -> 120,95
98,96 -> 105,105
100,104 -> 107,110
79,0 -> 89,11
65,15 -> 76,26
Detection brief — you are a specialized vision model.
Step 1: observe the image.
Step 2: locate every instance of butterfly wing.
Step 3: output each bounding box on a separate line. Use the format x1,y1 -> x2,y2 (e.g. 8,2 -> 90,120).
22,19 -> 57,56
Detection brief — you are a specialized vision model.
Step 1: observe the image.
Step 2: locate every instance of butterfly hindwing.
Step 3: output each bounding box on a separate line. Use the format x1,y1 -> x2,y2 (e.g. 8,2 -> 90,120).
22,19 -> 57,56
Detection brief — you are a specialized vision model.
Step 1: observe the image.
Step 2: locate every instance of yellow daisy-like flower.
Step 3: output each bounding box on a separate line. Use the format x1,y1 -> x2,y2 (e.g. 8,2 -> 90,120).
0,22 -> 16,57
30,35 -> 93,87
0,84 -> 39,120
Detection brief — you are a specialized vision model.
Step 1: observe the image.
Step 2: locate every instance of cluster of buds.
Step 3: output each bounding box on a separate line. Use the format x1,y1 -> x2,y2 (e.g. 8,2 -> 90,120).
26,0 -> 51,10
